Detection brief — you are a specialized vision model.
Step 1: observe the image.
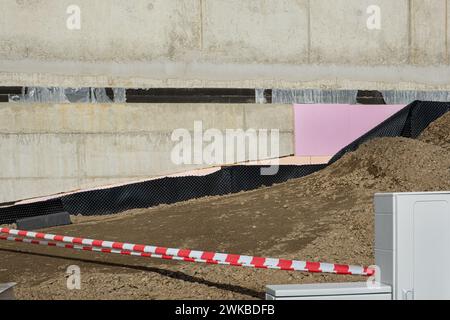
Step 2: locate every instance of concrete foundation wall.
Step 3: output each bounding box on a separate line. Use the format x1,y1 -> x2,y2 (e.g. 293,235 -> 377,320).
0,0 -> 449,89
0,103 -> 294,202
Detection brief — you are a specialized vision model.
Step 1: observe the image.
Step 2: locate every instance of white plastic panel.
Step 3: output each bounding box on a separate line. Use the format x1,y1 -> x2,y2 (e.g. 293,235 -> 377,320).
374,194 -> 394,214
413,201 -> 450,299
375,213 -> 393,250
374,248 -> 394,287
266,282 -> 392,300
266,293 -> 392,300
374,193 -> 395,288
375,192 -> 450,300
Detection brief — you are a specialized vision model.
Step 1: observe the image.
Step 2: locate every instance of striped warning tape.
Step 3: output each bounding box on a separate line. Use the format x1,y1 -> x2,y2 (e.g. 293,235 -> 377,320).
0,234 -> 251,268
0,227 -> 374,276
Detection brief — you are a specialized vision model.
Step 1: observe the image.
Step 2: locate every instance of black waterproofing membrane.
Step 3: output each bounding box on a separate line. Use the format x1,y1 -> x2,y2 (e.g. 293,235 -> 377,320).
0,101 -> 449,224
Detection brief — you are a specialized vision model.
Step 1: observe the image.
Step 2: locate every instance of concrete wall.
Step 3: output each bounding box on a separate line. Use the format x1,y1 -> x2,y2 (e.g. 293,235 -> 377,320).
0,0 -> 449,89
0,103 -> 294,202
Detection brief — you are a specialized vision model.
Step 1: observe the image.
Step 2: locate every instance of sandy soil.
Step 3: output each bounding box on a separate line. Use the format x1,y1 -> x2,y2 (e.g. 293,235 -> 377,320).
1,113 -> 449,300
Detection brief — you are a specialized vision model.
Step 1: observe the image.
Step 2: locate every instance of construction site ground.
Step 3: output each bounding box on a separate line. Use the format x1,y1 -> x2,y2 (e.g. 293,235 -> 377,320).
1,113 -> 449,300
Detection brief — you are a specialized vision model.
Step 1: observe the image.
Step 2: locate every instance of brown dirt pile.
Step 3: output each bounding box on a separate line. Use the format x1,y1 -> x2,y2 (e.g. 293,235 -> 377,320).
418,112 -> 450,152
1,113 -> 449,299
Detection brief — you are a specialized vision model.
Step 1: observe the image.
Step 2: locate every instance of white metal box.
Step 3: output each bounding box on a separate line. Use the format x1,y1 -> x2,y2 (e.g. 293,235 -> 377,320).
265,282 -> 392,300
375,191 -> 450,300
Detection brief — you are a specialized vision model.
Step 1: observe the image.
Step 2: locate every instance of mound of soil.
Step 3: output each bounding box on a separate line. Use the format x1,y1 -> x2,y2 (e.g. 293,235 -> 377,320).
418,112 -> 450,152
1,112 -> 449,299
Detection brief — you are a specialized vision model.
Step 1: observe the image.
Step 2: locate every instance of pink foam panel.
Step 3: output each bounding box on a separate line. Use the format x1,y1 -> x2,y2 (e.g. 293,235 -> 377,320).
294,104 -> 405,157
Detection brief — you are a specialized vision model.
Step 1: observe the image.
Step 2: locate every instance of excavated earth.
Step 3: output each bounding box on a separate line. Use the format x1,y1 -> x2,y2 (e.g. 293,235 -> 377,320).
1,113 -> 449,300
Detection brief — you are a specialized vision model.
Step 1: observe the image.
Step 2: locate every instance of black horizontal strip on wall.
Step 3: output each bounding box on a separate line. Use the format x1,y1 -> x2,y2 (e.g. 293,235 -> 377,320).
0,86 -> 22,95
0,87 -> 385,105
356,90 -> 386,105
0,86 -> 22,102
0,87 -> 268,103
125,88 -> 259,103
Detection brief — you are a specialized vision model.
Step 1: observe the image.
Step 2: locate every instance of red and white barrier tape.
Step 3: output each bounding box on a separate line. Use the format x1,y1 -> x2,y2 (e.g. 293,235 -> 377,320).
0,227 -> 374,276
0,234 -> 250,268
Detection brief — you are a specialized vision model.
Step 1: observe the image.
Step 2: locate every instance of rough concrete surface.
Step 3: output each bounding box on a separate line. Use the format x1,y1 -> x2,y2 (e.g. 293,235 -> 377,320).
0,103 -> 294,203
1,0 -> 450,89
1,113 -> 449,300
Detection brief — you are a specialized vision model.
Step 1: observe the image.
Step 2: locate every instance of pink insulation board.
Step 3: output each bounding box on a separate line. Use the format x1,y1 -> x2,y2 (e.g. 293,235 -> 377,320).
294,104 -> 406,156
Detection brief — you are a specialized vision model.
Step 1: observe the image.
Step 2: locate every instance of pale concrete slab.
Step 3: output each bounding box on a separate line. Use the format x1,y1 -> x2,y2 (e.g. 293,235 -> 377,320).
82,132 -> 182,177
411,0 -> 447,65
310,0 -> 409,65
0,102 -> 295,202
1,0 -> 450,89
202,0 -> 309,64
0,134 -> 80,178
0,178 -> 80,204
0,0 -> 201,62
244,104 -> 294,132
0,103 -> 247,133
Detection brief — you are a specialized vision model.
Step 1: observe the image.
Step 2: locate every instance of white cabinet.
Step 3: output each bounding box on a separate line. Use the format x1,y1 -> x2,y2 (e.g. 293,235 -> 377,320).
375,192 -> 450,300
265,191 -> 450,300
